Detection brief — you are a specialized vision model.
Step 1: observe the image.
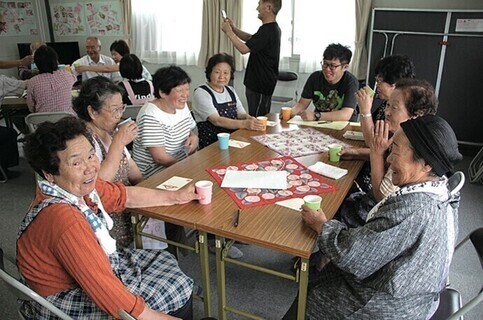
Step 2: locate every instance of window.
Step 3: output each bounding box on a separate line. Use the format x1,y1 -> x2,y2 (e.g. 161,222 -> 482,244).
132,0 -> 203,66
242,0 -> 356,73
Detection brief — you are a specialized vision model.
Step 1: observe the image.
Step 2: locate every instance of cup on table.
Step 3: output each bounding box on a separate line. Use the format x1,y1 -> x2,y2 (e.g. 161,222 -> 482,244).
195,180 -> 213,205
281,107 -> 292,121
217,132 -> 230,150
303,195 -> 322,210
328,143 -> 343,162
257,116 -> 267,130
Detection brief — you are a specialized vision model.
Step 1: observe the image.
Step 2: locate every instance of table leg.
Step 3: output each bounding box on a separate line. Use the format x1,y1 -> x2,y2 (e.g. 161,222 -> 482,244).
198,231 -> 212,317
297,258 -> 309,320
215,235 -> 227,320
131,213 -> 143,249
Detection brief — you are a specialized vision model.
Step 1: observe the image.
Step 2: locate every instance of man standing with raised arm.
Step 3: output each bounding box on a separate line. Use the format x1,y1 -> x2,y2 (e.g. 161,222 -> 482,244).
222,0 -> 281,117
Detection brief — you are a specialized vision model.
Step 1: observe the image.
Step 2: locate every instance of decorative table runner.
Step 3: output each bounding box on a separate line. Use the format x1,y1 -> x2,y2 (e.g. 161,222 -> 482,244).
207,156 -> 336,208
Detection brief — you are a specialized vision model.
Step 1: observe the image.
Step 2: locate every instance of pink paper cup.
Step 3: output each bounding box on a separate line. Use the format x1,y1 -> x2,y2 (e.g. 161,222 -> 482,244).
195,180 -> 213,205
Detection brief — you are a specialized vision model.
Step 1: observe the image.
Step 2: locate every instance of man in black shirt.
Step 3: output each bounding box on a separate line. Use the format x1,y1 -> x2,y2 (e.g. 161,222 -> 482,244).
222,0 -> 281,117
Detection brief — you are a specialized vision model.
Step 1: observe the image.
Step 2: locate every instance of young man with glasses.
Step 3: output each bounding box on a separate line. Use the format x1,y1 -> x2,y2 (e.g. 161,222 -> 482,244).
288,43 -> 359,122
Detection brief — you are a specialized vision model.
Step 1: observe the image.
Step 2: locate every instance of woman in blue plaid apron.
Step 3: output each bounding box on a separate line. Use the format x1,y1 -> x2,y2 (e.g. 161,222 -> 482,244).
17,117 -> 200,319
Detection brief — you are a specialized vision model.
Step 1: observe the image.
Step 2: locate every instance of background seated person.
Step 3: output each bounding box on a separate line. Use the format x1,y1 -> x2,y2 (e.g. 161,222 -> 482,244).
133,66 -> 198,178
356,54 -> 416,147
27,45 -> 77,114
18,117 -> 200,319
119,54 -> 155,106
18,40 -> 43,80
73,76 -> 143,248
73,36 -> 122,83
192,53 -> 262,149
287,43 -> 359,122
76,40 -> 152,81
283,115 -> 463,319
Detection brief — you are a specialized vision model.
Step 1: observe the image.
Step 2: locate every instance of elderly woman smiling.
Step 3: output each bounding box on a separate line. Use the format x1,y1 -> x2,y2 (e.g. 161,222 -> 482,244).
284,115 -> 463,319
17,117 -> 200,319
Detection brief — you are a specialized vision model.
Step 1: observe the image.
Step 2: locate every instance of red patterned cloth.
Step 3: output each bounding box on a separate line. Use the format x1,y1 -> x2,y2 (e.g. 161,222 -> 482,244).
26,70 -> 77,113
207,156 -> 336,208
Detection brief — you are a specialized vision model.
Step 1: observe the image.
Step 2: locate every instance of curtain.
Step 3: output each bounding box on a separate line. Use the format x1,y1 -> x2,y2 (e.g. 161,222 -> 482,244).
198,0 -> 243,70
131,0 -> 203,66
349,0 -> 373,80
120,0 -> 131,46
296,0 -> 356,74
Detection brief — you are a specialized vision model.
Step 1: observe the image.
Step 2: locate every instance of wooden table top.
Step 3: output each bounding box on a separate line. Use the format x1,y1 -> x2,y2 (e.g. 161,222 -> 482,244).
1,96 -> 28,109
132,114 -> 365,258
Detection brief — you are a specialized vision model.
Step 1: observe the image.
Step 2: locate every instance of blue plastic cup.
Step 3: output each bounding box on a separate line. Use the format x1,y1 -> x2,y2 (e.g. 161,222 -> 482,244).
217,133 -> 230,150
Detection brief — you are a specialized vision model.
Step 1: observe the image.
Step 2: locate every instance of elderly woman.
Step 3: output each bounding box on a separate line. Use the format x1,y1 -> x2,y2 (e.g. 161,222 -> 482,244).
192,53 -> 262,149
284,115 -> 462,319
73,76 -> 142,248
17,117 -> 200,319
133,66 -> 198,178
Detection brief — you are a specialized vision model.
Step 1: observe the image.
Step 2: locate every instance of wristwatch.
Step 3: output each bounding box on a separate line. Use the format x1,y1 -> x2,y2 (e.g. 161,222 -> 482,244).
360,113 -> 372,119
314,111 -> 321,121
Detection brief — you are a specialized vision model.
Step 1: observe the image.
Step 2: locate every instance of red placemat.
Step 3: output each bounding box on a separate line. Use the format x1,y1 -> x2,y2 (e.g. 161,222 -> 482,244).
207,156 -> 336,208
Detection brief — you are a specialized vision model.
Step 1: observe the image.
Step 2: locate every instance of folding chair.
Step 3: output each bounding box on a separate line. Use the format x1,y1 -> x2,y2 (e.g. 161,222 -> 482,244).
469,147 -> 483,184
0,247 -> 73,320
24,112 -> 73,133
429,227 -> 483,320
122,105 -> 143,121
271,71 -> 299,112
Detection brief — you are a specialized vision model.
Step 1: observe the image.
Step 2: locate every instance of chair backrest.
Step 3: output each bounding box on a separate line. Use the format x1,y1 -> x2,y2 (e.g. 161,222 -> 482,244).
122,105 -> 143,121
447,171 -> 465,197
24,112 -> 73,133
429,227 -> 483,320
0,248 -> 73,320
118,309 -> 137,320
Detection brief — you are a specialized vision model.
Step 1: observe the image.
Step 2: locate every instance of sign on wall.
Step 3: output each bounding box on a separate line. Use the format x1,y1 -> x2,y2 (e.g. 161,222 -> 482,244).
0,1 -> 38,36
51,1 -> 122,37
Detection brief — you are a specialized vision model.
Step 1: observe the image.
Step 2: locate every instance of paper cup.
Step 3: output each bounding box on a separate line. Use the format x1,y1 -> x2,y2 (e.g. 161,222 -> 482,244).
257,116 -> 267,130
303,195 -> 322,210
195,180 -> 213,205
217,132 -> 230,150
281,107 -> 292,121
328,143 -> 342,162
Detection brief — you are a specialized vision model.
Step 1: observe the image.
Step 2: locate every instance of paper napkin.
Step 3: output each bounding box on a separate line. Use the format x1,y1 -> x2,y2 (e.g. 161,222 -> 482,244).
275,198 -> 304,211
156,176 -> 192,191
308,162 -> 348,180
266,120 -> 277,127
229,139 -> 251,148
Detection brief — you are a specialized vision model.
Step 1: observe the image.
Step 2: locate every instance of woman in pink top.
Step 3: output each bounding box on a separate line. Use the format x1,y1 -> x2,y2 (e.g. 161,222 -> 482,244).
26,45 -> 76,113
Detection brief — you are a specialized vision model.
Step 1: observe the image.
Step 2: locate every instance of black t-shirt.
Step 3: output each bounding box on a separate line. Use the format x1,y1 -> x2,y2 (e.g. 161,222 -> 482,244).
120,80 -> 154,105
244,22 -> 281,95
301,71 -> 359,112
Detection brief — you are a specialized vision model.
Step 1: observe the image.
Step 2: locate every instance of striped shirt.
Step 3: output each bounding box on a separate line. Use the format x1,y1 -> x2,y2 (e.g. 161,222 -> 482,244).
26,70 -> 76,113
133,102 -> 196,178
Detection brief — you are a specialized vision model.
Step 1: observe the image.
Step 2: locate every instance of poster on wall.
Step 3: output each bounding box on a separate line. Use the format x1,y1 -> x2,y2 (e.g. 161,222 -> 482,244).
85,1 -> 122,35
52,2 -> 86,36
0,1 -> 38,36
50,1 -> 122,37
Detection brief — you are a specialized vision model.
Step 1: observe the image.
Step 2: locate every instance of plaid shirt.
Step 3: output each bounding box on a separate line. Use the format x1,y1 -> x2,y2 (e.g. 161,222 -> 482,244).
26,70 -> 76,113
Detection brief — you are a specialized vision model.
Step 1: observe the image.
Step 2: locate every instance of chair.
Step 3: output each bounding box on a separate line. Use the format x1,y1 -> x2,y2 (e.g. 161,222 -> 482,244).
469,147 -> 483,184
271,71 -> 299,112
122,105 -> 143,121
24,112 -> 73,133
429,227 -> 483,320
0,247 -> 73,320
118,309 -> 137,320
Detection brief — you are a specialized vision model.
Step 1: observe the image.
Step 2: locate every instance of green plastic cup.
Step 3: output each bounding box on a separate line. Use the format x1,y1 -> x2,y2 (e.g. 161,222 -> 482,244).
303,195 -> 322,210
328,143 -> 342,162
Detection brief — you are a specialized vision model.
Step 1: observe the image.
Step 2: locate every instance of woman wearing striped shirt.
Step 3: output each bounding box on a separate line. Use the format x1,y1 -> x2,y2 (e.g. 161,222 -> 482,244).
133,66 -> 198,178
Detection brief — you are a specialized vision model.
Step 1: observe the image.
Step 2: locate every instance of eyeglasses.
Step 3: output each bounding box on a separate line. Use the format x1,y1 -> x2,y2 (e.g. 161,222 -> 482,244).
107,104 -> 126,116
320,61 -> 344,71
